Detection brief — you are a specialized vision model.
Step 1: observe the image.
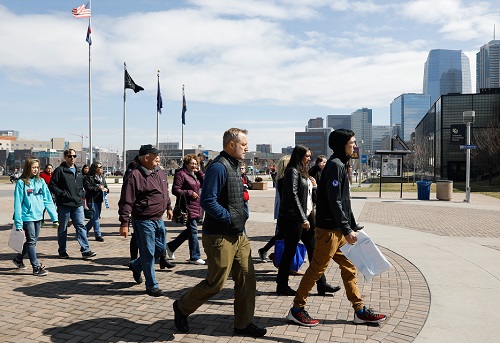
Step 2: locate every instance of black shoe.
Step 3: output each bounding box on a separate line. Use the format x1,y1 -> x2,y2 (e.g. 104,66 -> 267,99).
95,236 -> 104,242
173,300 -> 189,333
145,288 -> 163,297
128,262 -> 143,284
234,323 -> 267,337
317,283 -> 341,296
58,252 -> 70,259
82,251 -> 96,259
12,258 -> 27,269
276,285 -> 296,296
159,256 -> 175,269
33,265 -> 48,277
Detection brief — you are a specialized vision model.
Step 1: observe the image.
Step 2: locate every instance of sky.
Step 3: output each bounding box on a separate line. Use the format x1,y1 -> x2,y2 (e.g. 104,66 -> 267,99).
1,0 -> 499,154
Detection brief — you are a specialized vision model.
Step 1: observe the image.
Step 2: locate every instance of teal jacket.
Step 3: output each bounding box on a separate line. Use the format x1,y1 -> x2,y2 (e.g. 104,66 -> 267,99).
13,177 -> 58,229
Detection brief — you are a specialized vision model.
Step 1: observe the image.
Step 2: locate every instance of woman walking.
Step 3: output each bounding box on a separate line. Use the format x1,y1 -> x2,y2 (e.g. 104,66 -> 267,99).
12,158 -> 58,276
166,154 -> 205,265
83,162 -> 108,242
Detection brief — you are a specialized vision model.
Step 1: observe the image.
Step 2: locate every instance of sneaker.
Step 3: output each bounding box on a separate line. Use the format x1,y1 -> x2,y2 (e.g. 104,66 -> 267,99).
173,300 -> 189,333
258,249 -> 268,262
353,306 -> 387,324
82,251 -> 96,259
95,236 -> 104,242
234,323 -> 267,337
58,252 -> 70,259
12,258 -> 27,269
33,265 -> 48,277
128,262 -> 143,284
166,244 -> 175,260
145,288 -> 164,297
287,308 -> 319,327
189,259 -> 205,265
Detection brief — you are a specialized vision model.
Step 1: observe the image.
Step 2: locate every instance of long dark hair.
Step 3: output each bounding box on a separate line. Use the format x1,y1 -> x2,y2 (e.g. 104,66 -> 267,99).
286,145 -> 310,179
88,162 -> 101,176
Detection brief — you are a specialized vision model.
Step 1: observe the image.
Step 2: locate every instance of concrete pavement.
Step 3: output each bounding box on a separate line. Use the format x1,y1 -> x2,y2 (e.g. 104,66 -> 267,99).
0,181 -> 499,342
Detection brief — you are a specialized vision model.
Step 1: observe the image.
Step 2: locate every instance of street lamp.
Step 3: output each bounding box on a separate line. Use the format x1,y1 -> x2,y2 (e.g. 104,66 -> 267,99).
463,111 -> 475,203
358,140 -> 363,187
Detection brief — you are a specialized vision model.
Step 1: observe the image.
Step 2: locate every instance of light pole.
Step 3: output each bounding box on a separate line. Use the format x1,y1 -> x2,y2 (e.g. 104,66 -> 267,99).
463,111 -> 475,202
358,140 -> 363,187
71,133 -> 88,165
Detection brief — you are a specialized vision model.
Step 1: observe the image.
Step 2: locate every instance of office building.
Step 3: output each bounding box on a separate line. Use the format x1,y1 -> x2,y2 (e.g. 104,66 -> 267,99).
256,144 -> 272,153
307,117 -> 324,129
372,125 -> 392,152
351,108 -> 373,154
295,128 -> 333,160
326,114 -> 351,130
390,93 -> 431,142
423,49 -> 472,104
476,40 -> 500,91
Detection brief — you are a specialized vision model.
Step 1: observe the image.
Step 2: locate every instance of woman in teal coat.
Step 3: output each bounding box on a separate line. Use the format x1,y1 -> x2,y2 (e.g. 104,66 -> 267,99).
12,158 -> 58,276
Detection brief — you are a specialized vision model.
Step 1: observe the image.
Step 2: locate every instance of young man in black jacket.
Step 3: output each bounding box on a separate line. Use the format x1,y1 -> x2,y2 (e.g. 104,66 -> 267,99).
49,149 -> 96,259
287,129 -> 386,327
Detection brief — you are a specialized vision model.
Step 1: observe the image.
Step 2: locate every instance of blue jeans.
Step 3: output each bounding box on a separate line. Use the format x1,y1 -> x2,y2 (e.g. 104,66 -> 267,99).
167,218 -> 201,260
130,219 -> 166,291
57,205 -> 91,254
85,201 -> 102,237
15,220 -> 42,268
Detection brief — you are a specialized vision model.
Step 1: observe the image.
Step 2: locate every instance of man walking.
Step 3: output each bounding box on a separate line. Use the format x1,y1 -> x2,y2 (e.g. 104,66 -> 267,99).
118,144 -> 173,297
173,128 -> 266,338
49,149 -> 96,259
287,129 -> 386,327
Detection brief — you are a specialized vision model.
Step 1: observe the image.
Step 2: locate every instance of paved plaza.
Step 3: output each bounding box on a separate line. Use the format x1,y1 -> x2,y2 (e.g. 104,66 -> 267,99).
1,181 -> 499,342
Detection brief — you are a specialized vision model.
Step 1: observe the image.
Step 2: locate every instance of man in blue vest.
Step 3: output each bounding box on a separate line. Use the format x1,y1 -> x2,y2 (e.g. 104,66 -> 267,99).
173,128 -> 266,338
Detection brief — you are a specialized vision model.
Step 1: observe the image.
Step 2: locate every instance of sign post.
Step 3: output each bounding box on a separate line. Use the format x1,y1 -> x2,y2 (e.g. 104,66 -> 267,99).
463,111 -> 475,202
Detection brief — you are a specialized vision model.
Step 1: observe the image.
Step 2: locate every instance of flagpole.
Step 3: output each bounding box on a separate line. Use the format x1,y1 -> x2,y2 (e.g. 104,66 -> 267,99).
156,70 -> 160,148
182,85 -> 185,160
123,62 -> 127,171
88,5 -> 93,165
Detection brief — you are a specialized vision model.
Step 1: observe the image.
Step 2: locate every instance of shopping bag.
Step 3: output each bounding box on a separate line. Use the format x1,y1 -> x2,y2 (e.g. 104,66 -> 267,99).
8,225 -> 26,253
340,230 -> 391,281
273,239 -> 307,272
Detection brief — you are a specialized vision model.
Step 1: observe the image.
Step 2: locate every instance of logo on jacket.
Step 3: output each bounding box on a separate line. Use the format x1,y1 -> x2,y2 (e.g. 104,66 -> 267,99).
332,180 -> 339,187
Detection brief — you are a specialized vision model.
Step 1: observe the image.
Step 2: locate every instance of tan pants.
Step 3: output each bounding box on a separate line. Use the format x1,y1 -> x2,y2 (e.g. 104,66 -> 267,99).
293,227 -> 364,311
177,233 -> 256,329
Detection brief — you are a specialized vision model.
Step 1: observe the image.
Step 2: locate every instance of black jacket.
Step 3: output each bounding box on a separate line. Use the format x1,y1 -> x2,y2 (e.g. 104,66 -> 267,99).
279,167 -> 309,223
49,162 -> 85,208
83,174 -> 108,204
315,154 -> 359,235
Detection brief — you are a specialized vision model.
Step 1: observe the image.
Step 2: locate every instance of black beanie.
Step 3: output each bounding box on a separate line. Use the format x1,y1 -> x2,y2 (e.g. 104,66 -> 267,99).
329,129 -> 355,157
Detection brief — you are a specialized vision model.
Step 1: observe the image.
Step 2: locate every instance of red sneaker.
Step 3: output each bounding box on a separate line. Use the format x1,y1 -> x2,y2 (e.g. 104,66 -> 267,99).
287,308 -> 319,327
354,306 -> 386,324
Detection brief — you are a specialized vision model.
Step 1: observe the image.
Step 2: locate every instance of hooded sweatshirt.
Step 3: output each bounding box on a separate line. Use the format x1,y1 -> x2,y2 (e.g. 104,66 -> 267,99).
315,129 -> 360,235
14,177 -> 58,229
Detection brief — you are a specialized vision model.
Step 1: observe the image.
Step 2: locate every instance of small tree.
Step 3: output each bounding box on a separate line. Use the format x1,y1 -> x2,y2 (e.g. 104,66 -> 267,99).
473,116 -> 500,185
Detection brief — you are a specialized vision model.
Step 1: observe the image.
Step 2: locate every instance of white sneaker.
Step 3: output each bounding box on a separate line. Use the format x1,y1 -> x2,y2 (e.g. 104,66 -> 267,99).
189,259 -> 205,265
166,245 -> 175,260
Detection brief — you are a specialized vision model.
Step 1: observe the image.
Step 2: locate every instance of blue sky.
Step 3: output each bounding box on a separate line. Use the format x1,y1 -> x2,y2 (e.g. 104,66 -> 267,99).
0,0 -> 498,153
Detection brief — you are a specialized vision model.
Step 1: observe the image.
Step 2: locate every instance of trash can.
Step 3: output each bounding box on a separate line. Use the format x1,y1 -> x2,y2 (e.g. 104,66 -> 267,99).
436,180 -> 453,201
417,181 -> 432,200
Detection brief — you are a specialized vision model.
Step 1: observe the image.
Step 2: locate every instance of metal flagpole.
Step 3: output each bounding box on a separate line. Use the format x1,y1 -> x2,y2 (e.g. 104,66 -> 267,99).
182,85 -> 185,159
88,0 -> 93,164
123,62 -> 127,171
156,71 -> 160,148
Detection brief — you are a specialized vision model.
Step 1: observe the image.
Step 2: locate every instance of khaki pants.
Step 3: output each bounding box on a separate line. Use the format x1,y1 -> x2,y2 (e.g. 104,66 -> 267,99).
293,228 -> 364,312
177,233 -> 256,329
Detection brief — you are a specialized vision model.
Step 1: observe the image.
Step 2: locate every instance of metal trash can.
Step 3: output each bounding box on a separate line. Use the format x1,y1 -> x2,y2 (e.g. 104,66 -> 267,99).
417,181 -> 432,200
436,180 -> 453,201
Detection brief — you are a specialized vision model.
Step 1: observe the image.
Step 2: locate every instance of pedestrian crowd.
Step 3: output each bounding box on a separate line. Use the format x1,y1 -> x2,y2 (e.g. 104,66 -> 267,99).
10,128 -> 386,338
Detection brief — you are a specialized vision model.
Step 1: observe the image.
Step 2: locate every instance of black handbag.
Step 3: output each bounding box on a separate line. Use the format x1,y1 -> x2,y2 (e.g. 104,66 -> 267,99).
84,207 -> 94,220
172,193 -> 189,224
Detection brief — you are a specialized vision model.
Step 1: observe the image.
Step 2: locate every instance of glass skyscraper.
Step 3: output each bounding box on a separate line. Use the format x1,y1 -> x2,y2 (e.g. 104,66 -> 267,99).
390,93 -> 431,142
476,40 -> 500,91
351,108 -> 372,153
423,49 -> 472,104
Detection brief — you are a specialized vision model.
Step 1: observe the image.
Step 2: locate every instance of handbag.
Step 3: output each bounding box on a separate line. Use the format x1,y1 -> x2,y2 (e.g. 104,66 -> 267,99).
340,230 -> 392,281
8,224 -> 26,253
84,198 -> 94,220
273,239 -> 307,273
172,193 -> 189,225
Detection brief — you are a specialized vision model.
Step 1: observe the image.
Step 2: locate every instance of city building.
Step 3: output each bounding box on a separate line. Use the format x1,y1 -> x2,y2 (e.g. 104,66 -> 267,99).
159,142 -> 179,150
0,130 -> 19,137
423,49 -> 472,104
307,117 -> 324,129
390,93 -> 431,142
295,127 -> 333,160
414,89 -> 500,181
476,39 -> 500,91
372,125 -> 392,152
326,114 -> 351,130
256,144 -> 272,153
351,108 -> 373,155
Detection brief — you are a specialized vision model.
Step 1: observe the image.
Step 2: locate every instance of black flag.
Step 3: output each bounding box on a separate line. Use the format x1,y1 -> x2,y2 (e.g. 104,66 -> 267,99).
124,70 -> 144,93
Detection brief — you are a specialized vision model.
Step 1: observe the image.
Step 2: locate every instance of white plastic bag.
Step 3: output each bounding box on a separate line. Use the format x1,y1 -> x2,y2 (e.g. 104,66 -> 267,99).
340,230 -> 391,281
8,225 -> 26,253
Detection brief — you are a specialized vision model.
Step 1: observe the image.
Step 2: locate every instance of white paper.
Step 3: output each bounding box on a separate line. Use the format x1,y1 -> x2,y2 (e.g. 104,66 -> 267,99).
340,230 -> 392,281
8,225 -> 26,253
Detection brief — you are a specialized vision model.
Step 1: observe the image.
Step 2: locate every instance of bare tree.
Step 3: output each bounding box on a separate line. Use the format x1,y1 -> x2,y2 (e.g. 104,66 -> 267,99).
473,116 -> 500,185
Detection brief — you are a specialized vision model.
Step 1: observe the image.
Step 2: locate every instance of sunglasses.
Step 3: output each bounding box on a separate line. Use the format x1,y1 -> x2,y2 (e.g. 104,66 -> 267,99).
97,166 -> 102,169
67,155 -> 77,158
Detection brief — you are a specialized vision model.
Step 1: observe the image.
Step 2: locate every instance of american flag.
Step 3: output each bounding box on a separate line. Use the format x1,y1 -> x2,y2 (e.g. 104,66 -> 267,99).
72,2 -> 91,18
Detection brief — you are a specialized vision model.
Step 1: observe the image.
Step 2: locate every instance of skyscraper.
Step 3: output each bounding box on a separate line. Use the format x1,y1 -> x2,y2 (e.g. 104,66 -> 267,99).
351,108 -> 372,154
423,49 -> 472,104
476,40 -> 500,91
326,114 -> 351,130
390,93 -> 431,142
307,117 -> 324,129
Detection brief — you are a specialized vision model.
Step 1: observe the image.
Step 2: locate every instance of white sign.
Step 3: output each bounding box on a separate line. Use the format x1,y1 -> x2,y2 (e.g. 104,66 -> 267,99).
382,157 -> 401,177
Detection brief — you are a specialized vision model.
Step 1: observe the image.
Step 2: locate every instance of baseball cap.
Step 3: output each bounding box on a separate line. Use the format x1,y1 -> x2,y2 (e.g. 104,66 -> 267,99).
139,144 -> 160,156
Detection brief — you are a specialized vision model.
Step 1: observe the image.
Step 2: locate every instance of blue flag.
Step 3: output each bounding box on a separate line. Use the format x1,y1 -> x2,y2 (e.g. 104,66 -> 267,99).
157,80 -> 163,114
182,94 -> 187,125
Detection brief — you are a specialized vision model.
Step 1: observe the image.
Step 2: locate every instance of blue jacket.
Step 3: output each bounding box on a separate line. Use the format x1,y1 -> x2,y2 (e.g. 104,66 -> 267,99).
14,177 -> 58,229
